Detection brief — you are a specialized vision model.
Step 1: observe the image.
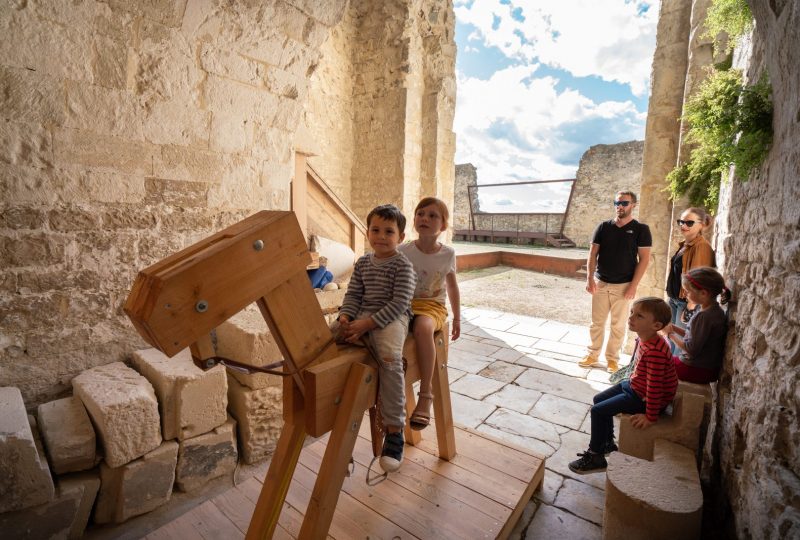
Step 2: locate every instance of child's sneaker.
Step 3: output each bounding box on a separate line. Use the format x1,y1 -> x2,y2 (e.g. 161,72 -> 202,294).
603,440 -> 619,455
568,450 -> 607,474
379,431 -> 404,472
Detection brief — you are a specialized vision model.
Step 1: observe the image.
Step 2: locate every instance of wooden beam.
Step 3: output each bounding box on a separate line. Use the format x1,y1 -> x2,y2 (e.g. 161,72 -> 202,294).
292,152 -> 308,240
124,211 -> 309,357
299,362 -> 377,539
303,348 -> 374,437
245,418 -> 307,540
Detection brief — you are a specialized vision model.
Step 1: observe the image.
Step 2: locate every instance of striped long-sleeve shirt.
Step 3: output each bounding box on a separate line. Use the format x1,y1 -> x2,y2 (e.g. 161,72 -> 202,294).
339,252 -> 416,328
629,335 -> 678,422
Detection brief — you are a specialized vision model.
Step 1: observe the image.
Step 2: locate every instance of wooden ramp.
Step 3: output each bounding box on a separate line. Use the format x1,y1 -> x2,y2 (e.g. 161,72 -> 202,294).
144,420 -> 545,540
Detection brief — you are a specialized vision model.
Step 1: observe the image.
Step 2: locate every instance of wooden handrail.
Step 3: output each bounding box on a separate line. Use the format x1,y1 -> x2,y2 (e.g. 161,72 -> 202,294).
305,162 -> 367,236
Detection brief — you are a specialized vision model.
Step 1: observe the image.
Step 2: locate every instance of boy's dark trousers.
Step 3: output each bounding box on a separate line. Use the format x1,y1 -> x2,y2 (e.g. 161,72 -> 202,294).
589,379 -> 646,453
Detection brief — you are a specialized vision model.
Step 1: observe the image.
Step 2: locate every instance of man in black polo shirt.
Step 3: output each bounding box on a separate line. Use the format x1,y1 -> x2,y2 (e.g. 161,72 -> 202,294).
579,191 -> 652,372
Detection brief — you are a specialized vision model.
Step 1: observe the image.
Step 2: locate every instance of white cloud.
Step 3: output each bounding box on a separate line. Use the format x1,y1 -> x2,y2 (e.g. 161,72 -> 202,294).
454,0 -> 659,96
454,65 -> 646,190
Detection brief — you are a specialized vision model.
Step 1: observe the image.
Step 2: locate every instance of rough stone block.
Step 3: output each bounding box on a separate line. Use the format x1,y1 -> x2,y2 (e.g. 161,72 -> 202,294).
60,471 -> 101,540
0,474 -> 90,540
619,392 -> 705,461
604,439 -> 702,540
131,348 -> 228,441
37,397 -> 96,474
216,307 -> 284,390
71,362 -> 162,468
176,417 -> 238,492
227,376 -> 283,464
94,440 -> 178,524
0,387 -> 55,513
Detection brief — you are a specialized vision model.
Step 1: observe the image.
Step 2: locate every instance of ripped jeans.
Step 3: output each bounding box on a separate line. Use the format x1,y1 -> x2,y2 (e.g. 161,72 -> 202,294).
332,310 -> 409,428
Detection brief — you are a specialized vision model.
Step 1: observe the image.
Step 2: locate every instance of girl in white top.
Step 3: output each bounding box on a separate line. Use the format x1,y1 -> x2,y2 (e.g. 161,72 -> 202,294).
398,197 -> 461,430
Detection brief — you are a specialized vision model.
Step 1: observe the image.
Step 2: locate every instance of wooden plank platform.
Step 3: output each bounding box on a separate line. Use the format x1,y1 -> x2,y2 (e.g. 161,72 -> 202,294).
144,420 -> 545,540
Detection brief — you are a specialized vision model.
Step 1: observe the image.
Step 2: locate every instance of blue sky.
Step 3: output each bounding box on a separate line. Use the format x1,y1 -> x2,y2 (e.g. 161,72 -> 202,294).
453,0 -> 660,212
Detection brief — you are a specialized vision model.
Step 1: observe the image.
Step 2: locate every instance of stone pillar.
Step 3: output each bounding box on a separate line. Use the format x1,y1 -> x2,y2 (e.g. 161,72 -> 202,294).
348,0 -> 456,226
667,0 -> 718,259
637,0 -> 693,298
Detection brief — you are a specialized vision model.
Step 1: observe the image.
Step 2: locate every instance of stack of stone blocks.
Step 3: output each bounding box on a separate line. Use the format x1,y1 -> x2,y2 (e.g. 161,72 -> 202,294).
217,288 -> 346,464
0,288 -> 344,536
603,383 -> 712,540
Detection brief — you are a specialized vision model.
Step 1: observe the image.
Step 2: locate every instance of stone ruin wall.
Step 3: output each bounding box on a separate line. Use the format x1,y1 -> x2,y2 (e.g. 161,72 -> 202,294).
639,0 -> 800,536
562,141 -> 644,248
0,0 -> 457,408
453,140 -> 641,245
453,163 -> 478,230
472,214 -> 565,235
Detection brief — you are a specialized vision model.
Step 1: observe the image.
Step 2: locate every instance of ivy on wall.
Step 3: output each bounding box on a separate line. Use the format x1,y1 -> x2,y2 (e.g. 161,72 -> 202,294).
666,0 -> 773,212
703,0 -> 753,53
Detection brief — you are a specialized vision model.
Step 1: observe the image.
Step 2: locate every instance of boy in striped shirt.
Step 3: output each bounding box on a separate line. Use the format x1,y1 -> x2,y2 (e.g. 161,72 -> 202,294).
335,204 -> 416,473
569,297 -> 678,474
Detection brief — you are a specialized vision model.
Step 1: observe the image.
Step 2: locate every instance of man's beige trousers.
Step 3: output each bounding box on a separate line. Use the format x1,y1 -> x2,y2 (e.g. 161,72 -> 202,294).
587,281 -> 630,365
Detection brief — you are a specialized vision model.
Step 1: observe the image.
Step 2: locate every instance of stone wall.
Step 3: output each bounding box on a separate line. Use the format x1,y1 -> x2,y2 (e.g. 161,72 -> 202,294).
637,0 -> 800,535
453,163 -> 478,230
304,7 -> 358,203
344,0 -> 456,225
707,2 -> 800,537
472,214 -> 565,235
0,0 -> 456,407
561,141 -> 644,247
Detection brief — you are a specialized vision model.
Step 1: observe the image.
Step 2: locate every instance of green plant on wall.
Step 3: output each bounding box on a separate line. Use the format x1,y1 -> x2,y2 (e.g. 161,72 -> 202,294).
666,0 -> 773,212
704,0 -> 753,54
667,70 -> 772,211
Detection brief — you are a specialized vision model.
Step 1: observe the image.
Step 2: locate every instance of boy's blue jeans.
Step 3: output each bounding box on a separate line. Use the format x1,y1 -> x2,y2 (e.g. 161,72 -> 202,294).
589,380 -> 646,453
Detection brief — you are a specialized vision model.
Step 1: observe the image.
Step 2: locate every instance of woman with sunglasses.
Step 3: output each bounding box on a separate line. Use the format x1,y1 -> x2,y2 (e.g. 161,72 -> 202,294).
665,207 -> 715,351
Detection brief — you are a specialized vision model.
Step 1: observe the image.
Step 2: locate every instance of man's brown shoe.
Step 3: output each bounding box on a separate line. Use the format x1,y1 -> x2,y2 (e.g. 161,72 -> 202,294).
606,361 -> 619,373
578,355 -> 600,368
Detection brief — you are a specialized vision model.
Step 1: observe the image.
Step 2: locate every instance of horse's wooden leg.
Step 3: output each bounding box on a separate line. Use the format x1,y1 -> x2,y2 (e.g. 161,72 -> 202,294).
246,417 -> 306,540
299,362 -> 377,539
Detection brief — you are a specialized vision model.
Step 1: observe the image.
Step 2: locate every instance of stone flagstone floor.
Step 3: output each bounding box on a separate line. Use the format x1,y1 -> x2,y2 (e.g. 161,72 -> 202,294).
447,306 -> 631,540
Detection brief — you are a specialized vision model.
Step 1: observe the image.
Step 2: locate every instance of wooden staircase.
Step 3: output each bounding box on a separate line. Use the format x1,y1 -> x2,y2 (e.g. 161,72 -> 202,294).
291,152 -> 367,256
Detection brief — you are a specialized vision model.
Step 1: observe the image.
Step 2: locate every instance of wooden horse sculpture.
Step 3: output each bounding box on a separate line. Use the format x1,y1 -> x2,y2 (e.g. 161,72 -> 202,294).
124,211 -> 456,539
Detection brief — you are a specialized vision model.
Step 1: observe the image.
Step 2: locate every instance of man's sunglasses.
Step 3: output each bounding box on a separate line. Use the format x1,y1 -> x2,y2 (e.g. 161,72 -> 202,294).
613,201 -> 631,207
677,219 -> 697,227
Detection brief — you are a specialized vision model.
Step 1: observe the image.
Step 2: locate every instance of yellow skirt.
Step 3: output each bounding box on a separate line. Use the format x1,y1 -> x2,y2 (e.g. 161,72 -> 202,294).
411,299 -> 448,331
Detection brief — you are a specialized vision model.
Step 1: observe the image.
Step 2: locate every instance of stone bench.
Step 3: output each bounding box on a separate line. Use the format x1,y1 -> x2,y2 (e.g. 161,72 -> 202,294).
618,391 -> 705,461
676,380 -> 714,469
604,438 -> 702,540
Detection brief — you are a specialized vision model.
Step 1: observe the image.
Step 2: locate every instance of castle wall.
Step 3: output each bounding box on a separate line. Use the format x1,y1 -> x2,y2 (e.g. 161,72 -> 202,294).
562,141 -> 644,248
636,0 -> 800,535
316,0 -> 456,225
709,2 -> 800,536
0,0 -> 350,405
453,163 -> 478,231
304,7 -> 358,203
0,0 -> 456,407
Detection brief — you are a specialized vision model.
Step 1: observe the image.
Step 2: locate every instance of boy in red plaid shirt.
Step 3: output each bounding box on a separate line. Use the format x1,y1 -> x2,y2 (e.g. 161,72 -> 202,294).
569,297 -> 678,474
